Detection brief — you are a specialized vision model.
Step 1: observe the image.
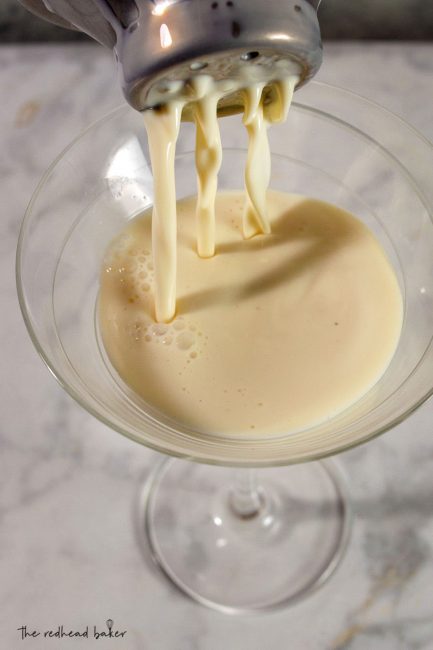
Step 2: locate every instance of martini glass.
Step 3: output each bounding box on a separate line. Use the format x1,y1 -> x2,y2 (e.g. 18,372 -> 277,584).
17,82 -> 433,613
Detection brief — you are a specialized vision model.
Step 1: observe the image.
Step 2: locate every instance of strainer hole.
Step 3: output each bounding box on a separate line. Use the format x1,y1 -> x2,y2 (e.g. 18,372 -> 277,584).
241,51 -> 260,61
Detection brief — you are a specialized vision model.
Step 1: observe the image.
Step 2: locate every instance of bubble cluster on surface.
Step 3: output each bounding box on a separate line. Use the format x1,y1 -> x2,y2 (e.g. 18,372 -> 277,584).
124,244 -> 154,297
104,233 -> 205,359
123,314 -> 205,362
140,316 -> 204,362
104,233 -> 155,303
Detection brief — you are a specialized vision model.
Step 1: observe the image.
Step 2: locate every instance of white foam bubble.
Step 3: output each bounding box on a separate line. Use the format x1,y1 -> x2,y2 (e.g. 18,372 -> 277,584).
176,331 -> 195,350
173,319 -> 185,331
152,323 -> 169,337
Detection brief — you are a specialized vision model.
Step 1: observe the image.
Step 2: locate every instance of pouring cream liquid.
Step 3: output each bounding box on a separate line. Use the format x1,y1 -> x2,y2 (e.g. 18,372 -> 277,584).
143,75 -> 297,322
98,77 -> 403,436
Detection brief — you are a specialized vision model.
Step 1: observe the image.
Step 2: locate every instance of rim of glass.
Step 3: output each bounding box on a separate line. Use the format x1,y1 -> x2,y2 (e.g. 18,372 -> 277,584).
16,81 -> 433,467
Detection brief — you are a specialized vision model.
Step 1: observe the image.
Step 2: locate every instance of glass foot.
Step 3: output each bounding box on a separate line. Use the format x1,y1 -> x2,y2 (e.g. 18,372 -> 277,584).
137,458 -> 352,614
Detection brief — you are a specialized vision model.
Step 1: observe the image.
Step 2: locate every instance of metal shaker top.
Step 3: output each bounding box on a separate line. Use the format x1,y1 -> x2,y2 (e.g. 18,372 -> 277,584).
19,0 -> 323,112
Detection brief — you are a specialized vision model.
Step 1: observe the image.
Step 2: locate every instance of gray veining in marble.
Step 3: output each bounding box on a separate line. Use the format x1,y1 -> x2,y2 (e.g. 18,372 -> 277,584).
0,42 -> 433,650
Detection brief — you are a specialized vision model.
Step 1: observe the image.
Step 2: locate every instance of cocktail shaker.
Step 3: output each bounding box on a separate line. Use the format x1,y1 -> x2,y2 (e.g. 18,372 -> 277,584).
20,0 -> 322,112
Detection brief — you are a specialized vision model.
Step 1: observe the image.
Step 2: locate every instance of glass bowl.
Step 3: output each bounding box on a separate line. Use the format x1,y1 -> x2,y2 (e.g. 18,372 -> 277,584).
16,81 -> 433,613
17,81 -> 433,467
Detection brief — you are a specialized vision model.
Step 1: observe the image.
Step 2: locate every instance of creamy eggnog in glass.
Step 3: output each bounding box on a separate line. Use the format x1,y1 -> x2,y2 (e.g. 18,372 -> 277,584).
98,76 -> 403,438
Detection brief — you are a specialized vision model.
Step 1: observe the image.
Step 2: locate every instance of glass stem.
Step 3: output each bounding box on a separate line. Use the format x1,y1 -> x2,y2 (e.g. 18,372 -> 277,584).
229,468 -> 263,519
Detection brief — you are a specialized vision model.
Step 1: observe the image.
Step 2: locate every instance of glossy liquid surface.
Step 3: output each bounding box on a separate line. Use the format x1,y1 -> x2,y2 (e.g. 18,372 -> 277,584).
99,191 -> 402,436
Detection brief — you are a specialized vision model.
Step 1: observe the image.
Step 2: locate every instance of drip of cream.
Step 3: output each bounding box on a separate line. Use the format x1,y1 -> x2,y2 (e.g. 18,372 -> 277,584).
242,83 -> 271,238
191,76 -> 223,258
242,77 -> 297,239
143,100 -> 184,323
143,75 -> 298,322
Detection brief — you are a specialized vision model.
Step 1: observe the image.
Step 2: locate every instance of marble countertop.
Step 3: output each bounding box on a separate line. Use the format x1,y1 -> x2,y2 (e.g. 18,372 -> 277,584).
1,42 -> 433,649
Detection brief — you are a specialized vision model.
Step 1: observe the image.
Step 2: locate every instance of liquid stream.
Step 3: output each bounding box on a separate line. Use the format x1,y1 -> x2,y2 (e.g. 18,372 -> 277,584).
143,76 -> 297,322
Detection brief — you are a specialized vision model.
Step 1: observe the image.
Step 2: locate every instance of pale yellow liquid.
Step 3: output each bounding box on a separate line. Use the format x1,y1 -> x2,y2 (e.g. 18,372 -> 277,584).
143,75 -> 297,322
99,190 -> 402,436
